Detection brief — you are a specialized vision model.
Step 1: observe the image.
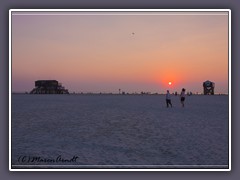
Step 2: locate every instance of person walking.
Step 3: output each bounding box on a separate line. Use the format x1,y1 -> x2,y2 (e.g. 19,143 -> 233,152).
166,90 -> 172,108
180,88 -> 186,107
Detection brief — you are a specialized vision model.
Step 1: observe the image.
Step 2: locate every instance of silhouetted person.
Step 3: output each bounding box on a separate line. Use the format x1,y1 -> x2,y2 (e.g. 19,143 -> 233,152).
180,88 -> 186,107
166,90 -> 172,108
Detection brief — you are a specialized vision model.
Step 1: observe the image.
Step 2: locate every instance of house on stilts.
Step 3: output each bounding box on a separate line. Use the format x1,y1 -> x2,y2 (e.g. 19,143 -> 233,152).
30,80 -> 69,94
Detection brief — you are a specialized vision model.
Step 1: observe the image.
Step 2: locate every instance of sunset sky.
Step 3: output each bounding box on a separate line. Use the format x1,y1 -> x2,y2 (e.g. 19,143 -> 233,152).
11,11 -> 229,94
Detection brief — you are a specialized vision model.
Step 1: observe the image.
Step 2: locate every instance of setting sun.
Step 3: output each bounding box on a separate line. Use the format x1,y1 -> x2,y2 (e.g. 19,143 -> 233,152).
11,11 -> 229,94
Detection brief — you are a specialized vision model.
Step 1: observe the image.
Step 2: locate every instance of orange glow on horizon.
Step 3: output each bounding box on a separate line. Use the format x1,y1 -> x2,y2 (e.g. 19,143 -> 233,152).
11,12 -> 229,94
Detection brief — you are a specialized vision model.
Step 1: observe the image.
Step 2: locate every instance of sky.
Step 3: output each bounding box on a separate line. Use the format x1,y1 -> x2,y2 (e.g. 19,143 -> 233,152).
11,11 -> 229,94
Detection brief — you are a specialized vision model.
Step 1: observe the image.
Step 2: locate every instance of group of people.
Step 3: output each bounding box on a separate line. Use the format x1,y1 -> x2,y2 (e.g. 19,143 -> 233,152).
166,88 -> 186,108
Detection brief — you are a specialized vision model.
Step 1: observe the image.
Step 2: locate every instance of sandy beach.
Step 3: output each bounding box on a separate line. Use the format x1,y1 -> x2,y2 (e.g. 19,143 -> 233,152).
11,94 -> 229,169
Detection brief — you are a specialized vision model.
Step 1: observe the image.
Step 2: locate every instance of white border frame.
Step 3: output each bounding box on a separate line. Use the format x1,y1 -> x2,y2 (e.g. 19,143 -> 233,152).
9,9 -> 231,172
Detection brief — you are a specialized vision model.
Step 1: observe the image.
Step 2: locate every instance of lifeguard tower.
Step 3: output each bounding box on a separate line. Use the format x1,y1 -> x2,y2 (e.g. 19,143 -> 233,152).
203,80 -> 215,95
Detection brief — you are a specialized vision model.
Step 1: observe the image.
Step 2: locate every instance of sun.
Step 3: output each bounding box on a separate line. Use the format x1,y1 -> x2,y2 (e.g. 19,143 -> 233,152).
168,82 -> 172,85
